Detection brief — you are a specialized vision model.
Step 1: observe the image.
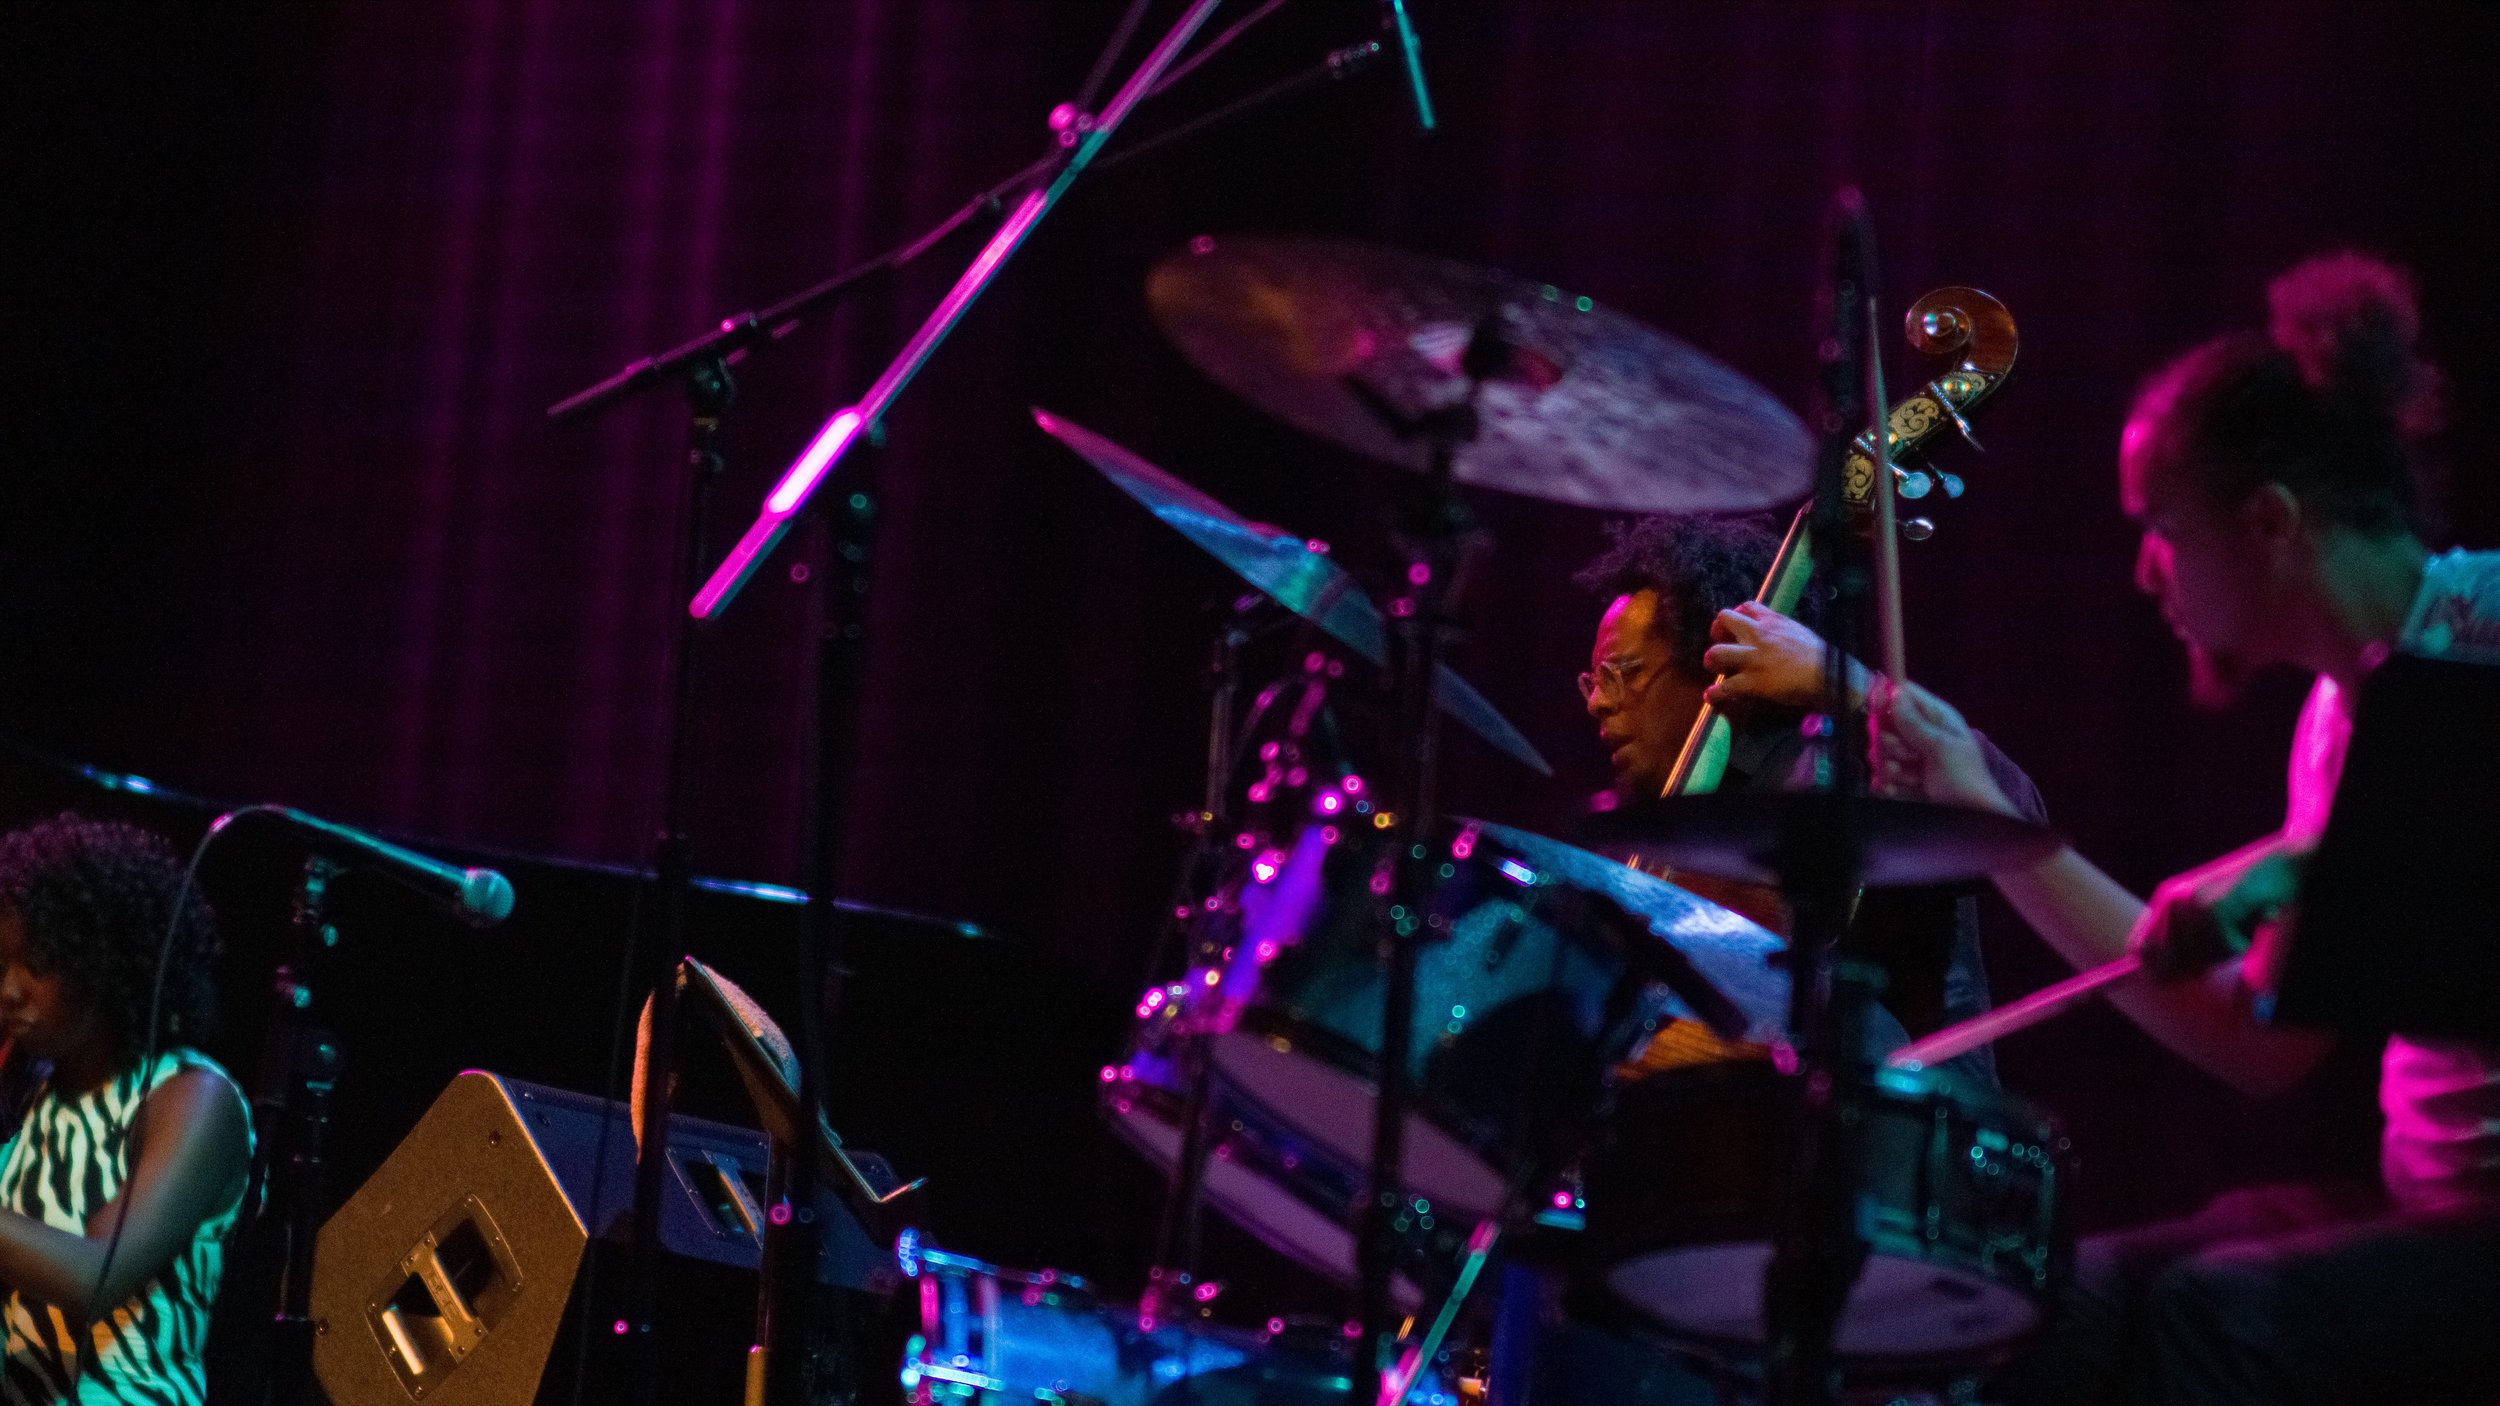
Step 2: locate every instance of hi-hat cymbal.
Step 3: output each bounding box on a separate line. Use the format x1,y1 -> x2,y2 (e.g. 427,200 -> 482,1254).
1033,408 -> 1552,777
1147,236 -> 1812,512
1579,793 -> 2060,889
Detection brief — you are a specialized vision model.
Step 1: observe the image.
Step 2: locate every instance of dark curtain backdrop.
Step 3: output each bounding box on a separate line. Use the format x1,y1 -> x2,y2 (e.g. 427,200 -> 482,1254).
5,0 -> 2497,1259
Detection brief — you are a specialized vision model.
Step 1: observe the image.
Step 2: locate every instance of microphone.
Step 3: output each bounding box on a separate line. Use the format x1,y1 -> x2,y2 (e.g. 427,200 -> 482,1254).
251,807 -> 517,928
1378,0 -> 1436,133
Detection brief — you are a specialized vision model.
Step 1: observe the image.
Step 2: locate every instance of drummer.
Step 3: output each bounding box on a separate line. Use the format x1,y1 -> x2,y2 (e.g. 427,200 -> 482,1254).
1870,252 -> 2500,1402
1576,513 -> 2045,1077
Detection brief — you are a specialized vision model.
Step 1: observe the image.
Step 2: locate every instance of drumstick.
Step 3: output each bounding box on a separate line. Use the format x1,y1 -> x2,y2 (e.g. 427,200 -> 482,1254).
1888,953 -> 2143,1069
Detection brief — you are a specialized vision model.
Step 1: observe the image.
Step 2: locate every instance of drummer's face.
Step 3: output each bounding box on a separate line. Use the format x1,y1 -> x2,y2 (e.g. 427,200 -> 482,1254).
1588,590 -> 1708,795
2121,416 -> 2280,707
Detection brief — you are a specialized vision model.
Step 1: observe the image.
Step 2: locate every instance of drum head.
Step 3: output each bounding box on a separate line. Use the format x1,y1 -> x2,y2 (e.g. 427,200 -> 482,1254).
1105,1096 -> 1423,1310
1607,1242 -> 2042,1360
1209,1027 -> 1511,1218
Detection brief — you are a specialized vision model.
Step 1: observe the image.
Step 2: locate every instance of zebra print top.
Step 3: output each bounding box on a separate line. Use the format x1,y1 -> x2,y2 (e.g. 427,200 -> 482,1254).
0,1050 -> 251,1406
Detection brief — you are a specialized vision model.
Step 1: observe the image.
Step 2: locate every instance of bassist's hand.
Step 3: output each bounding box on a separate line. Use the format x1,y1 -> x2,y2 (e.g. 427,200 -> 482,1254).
1702,602 -> 1869,712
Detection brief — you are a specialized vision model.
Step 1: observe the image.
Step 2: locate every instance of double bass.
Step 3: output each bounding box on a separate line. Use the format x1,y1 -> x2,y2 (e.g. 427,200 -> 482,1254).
1626,285 -> 2021,1074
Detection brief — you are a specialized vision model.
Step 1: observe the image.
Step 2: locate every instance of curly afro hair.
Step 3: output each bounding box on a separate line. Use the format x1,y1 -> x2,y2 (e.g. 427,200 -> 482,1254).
1574,514 -> 1790,678
0,813 -> 219,1063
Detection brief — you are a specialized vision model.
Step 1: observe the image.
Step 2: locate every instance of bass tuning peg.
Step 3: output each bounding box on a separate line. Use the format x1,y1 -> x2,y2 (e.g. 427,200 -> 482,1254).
1900,517 -> 1935,542
1926,380 -> 1985,451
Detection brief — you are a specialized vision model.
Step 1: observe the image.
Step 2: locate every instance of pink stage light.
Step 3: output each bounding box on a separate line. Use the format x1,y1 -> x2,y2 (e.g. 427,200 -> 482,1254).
769,408 -> 865,516
689,408 -> 864,618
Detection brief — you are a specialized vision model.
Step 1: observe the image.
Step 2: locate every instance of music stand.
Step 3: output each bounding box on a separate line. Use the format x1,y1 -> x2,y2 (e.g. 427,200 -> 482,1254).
2274,653 -> 2500,1042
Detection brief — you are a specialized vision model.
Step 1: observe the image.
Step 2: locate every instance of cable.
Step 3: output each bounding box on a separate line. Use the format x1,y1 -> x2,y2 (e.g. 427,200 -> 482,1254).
1074,0 -> 1159,115
1147,0 -> 1289,100
562,869 -> 652,1406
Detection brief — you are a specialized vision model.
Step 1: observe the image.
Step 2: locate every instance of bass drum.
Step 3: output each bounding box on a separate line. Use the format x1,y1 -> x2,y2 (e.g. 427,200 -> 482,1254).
1586,1061 -> 2071,1366
1103,1063 -> 1443,1308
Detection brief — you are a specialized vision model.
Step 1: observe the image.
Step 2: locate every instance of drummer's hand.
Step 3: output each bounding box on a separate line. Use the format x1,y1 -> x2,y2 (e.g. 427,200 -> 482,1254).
1866,677 -> 2019,817
2131,843 -> 2309,984
1702,602 -> 1870,712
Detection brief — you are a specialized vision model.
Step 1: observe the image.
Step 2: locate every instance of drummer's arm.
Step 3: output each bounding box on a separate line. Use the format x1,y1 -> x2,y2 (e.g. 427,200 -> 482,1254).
1989,841 -> 2330,1097
1875,680 -> 2334,1098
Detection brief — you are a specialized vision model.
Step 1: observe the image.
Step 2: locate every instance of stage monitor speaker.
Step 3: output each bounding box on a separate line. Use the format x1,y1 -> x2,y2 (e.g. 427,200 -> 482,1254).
310,1071 -> 900,1406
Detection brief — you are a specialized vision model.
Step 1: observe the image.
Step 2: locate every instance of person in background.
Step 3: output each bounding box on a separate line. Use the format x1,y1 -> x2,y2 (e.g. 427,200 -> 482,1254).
0,813 -> 252,1406
1872,251 -> 2500,1404
1575,513 -> 2044,1076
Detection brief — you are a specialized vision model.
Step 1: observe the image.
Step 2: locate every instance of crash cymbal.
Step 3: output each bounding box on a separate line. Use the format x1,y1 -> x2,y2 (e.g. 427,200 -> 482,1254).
1579,793 -> 2060,889
1034,408 -> 1551,777
1461,818 -> 1790,1045
1147,236 -> 1812,512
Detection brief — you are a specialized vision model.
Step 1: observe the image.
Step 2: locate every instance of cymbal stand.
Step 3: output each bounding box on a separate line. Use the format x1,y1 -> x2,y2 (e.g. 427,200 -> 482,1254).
1141,597 -> 1260,1334
1762,189 -> 1891,1406
1356,326 -> 1497,1396
1146,597 -> 1335,1366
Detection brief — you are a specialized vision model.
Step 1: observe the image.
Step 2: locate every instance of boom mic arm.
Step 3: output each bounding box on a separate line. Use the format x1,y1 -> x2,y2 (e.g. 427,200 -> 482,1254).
221,806 -> 517,928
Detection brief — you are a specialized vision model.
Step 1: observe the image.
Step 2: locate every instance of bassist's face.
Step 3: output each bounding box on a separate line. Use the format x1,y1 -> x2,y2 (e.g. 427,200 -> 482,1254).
1586,590 -> 1710,798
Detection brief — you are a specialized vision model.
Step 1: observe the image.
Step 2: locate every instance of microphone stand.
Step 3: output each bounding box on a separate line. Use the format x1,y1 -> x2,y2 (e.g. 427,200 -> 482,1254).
540,10 -> 1387,1400
753,10 -> 1230,1401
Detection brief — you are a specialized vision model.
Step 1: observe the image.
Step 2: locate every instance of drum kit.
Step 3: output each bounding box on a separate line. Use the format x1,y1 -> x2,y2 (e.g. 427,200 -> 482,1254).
906,233 -> 2072,1406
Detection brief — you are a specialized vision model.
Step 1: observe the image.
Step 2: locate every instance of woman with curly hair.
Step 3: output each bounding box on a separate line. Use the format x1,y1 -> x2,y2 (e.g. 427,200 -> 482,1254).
0,812 -> 251,1406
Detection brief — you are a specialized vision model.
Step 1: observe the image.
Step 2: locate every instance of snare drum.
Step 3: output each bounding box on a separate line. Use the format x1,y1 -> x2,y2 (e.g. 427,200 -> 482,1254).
1586,1061 -> 2071,1364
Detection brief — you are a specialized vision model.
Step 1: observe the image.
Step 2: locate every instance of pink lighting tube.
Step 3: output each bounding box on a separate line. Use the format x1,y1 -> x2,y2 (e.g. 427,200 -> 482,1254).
691,0 -> 1228,619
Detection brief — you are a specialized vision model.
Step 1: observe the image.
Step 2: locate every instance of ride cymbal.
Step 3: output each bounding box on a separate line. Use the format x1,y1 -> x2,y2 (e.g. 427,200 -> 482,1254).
1148,236 -> 1812,512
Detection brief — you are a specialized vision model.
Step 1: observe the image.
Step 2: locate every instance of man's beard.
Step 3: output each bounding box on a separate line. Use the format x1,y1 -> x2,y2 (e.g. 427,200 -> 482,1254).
2185,640 -> 2254,710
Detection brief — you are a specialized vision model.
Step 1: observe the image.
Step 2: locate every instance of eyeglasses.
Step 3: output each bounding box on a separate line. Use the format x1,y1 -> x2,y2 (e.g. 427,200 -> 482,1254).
1575,655 -> 1659,704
